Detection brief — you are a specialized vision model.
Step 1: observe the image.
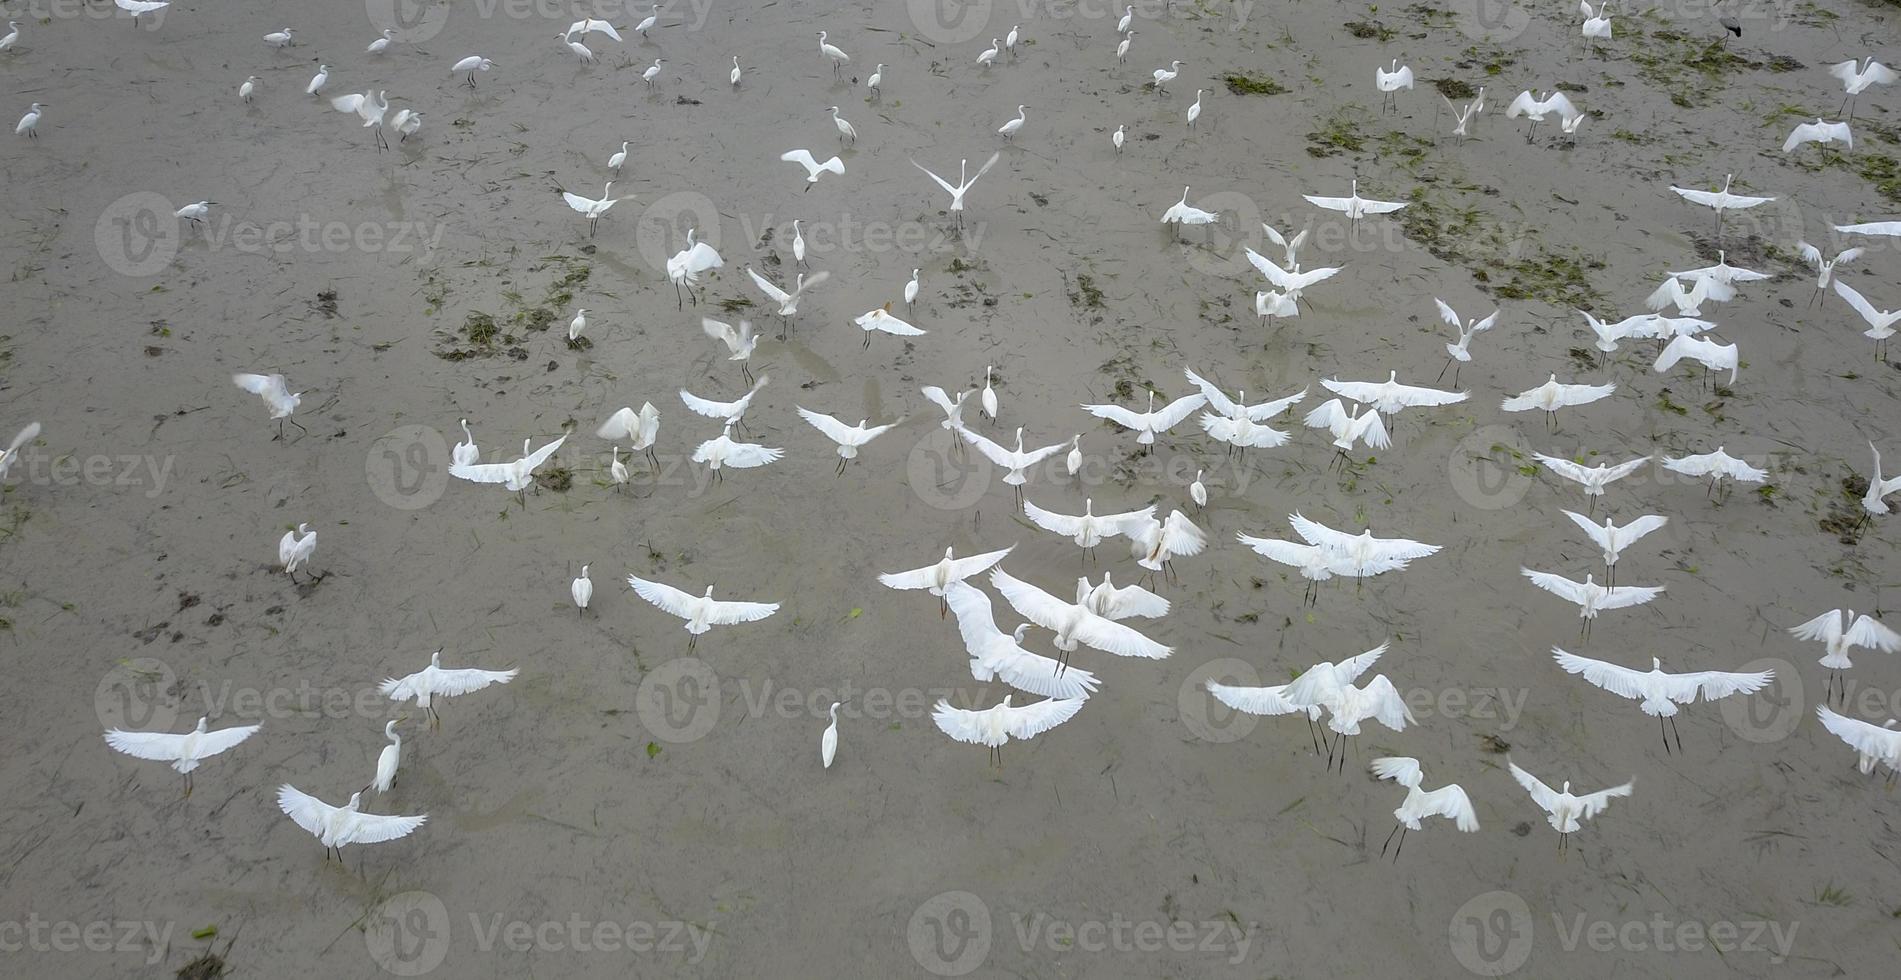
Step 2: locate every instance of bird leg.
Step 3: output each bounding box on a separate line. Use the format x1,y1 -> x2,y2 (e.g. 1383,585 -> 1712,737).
1380,822 -> 1402,857
1660,714 -> 1671,754
836,456 -> 849,476
1393,826 -> 1407,862
674,279 -> 684,310
687,633 -> 699,653
1435,357 -> 1454,385
183,771 -> 193,798
1305,714 -> 1322,755
1669,716 -> 1683,753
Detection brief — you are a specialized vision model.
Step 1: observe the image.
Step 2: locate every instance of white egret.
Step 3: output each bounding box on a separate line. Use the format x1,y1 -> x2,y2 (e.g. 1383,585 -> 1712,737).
1374,58 -> 1413,114
0,422 -> 38,481
1186,89 -> 1204,127
277,785 -> 426,860
667,228 -> 723,309
933,695 -> 1085,767
1256,222 -> 1309,267
1816,706 -> 1901,779
791,220 -> 806,266
368,721 -> 402,793
1501,375 -> 1616,430
105,716 -> 260,796
854,305 -> 925,348
730,56 -> 742,87
1521,568 -> 1664,640
817,30 -> 849,74
1443,95 -> 1479,143
1532,453 -> 1649,510
239,76 -> 258,102
821,702 -> 840,768
305,65 -> 329,97
681,376 -> 769,426
114,0 -> 168,25
943,582 -> 1100,700
1310,674 -> 1414,771
1551,648 -> 1773,752
567,18 -> 623,42
609,447 -> 628,490
1116,31 -> 1133,64
1579,310 -> 1639,362
1321,371 -> 1466,417
912,153 -> 1003,228
1118,5 -> 1135,32
559,33 -> 597,64
263,28 -> 295,48
905,269 -> 921,312
1862,442 -> 1901,517
828,105 -> 857,143
1796,241 -> 1863,306
1791,609 -> 1900,703
1022,498 -> 1154,557
1833,281 -> 1900,361
634,4 -> 658,36
1783,118 -> 1852,161
278,522 -> 317,581
1661,446 -> 1767,498
173,200 -> 213,228
1564,510 -> 1666,586
797,407 -> 900,473
1066,435 -> 1081,476
367,28 -> 395,54
1579,1 -> 1612,47
1152,59 -> 1183,93
452,419 -> 479,467
976,38 -> 1000,69
1112,124 -> 1126,153
1006,24 -> 1021,54
1507,759 -> 1631,854
981,366 -> 999,419
1126,509 -> 1207,582
1077,572 -> 1168,621
1434,298 -> 1499,385
393,109 -> 423,141
1159,186 -> 1220,238
1654,335 -> 1738,387
998,104 -> 1028,140
572,565 -> 593,613
1205,675 -> 1326,751
450,433 -> 569,502
1256,289 -> 1300,323
1190,470 -> 1207,509
881,545 -> 1015,617
330,89 -> 390,150
561,181 -> 622,236
1303,177 -> 1408,225
1644,274 -> 1734,317
452,55 -> 496,87
1243,248 -> 1340,308
746,267 -> 829,334
232,372 -> 305,440
642,59 -> 664,87
1369,758 -> 1479,860
1302,398 -> 1389,466
1829,57 -> 1895,119
627,575 -> 778,650
781,148 -> 846,188
1504,89 -> 1580,142
1289,513 -> 1439,580
1668,249 -> 1769,285
990,568 -> 1170,667
379,650 -> 518,728
957,425 -> 1068,503
701,317 -> 757,382
1235,533 -> 1366,605
1278,642 -> 1391,725
567,308 -> 588,342
1185,368 -> 1301,454
867,63 -> 883,94
1080,389 -> 1208,445
691,422 -> 783,483
1670,173 -> 1775,237
597,403 -> 660,466
920,385 -> 971,453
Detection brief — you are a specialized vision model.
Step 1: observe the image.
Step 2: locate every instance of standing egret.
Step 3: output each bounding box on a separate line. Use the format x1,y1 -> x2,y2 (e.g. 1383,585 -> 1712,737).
305,65 -> 329,97
1817,706 -> 1901,779
1830,56 -> 1896,120
746,267 -> 829,334
1532,454 -> 1649,511
1564,510 -> 1666,586
1500,375 -> 1616,430
1551,649 -> 1773,752
1303,177 -> 1408,226
1369,758 -> 1479,860
1186,90 -> 1204,127
998,104 -> 1028,140
1504,89 -> 1580,142
1434,298 -> 1499,385
667,228 -> 723,309
1373,58 -> 1413,114
1080,389 -> 1209,446
627,576 -> 779,650
1006,24 -> 1020,55
263,28 -> 295,48
1834,281 -> 1900,361
905,269 -> 921,313
642,59 -> 664,87
368,28 -> 396,54
911,153 -> 1003,229
701,317 -> 758,382
1022,497 -> 1155,559
791,220 -> 806,266
449,433 -> 570,503
990,567 -> 1174,666
452,55 -> 496,87
691,422 -> 783,483
571,565 -> 593,613
817,30 -> 849,74
1116,30 -> 1133,64
239,76 -> 259,103
561,181 -> 623,236
1669,173 -> 1775,238
1190,470 -> 1207,510
932,695 -> 1086,767
981,366 -> 999,420
559,33 -> 597,64
879,544 -> 1014,616
1790,609 -> 1900,703
1112,124 -> 1125,153
821,702 -> 841,768
1521,568 -> 1664,640
797,407 -> 900,473
232,372 -> 305,440
730,56 -> 742,87
105,716 -> 261,796
1661,446 -> 1768,498
977,38 -> 1000,69
781,148 -> 846,188
943,582 -> 1100,700
828,105 -> 857,143
174,200 -> 214,228
1158,186 -> 1220,239
609,446 -> 629,490
597,403 -> 660,467
379,650 -> 518,728
278,522 -> 317,582
277,785 -> 426,862
958,426 -> 1069,504
1796,240 -> 1864,306
608,140 -> 629,173
634,4 -> 658,36
1118,5 -> 1135,32
368,721 -> 402,793
451,419 -> 479,467
1152,59 -> 1183,93
1507,759 -> 1632,854
0,422 -> 38,481
867,63 -> 884,94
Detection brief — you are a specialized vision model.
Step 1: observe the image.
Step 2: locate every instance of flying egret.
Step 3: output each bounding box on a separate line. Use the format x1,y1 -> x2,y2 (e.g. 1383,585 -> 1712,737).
1186,90 -> 1204,127
1653,335 -> 1738,388
1783,118 -> 1852,161
1185,370 -> 1302,456
933,695 -> 1085,767
559,32 -> 597,64
1643,274 -> 1735,318
991,567 -> 1170,669
1504,89 -> 1580,142
572,565 -> 592,613
1152,59 -> 1183,93
1443,94 -> 1480,144
1302,399 -> 1389,467
393,109 -> 423,141
634,4 -> 658,36
1205,673 -> 1329,751
450,433 -> 569,503
567,18 -> 623,42
263,28 -> 295,48
730,56 -> 742,87
943,582 -> 1100,699
1277,641 -> 1392,758
681,376 -> 769,427
452,55 -> 496,86
920,385 -> 971,455
912,153 -> 1003,229
854,305 -> 925,349
1257,222 -> 1310,267
1374,58 -> 1413,114
1833,281 -> 1900,361
1112,124 -> 1126,153
1564,510 -> 1666,587
1861,442 -> 1901,518
880,545 -> 1015,617
1661,446 -> 1767,499
232,372 -> 305,440
1255,289 -> 1300,324
1236,533 -> 1365,606
0,422 -> 38,481
905,269 -> 921,312
1670,173 -> 1775,237
821,702 -> 841,768
277,785 -> 426,861
1829,56 -> 1895,120
828,105 -> 857,143
1551,648 -> 1773,753
781,148 -> 846,188
817,30 -> 849,74
691,422 -> 783,483
1022,498 -> 1155,558
367,28 -> 396,54
867,63 -> 883,94
1796,241 -> 1863,307
797,407 -> 900,473
667,228 -> 723,309
1507,759 -> 1631,854
1309,674 -> 1414,771
1077,572 -> 1168,621
746,267 -> 828,335
1521,568 -> 1664,640
1303,177 -> 1408,226
957,425 -> 1069,503
1816,706 -> 1901,780
641,59 -> 664,87
1369,758 -> 1479,860
561,181 -> 622,236
628,575 -> 778,650
597,403 -> 660,467
1579,1 -> 1612,48
239,76 -> 258,102
1434,298 -> 1499,385
998,104 -> 1028,140
330,89 -> 390,150
1116,31 -> 1133,64
368,720 -> 402,793
1790,609 -> 1900,703
1321,371 -> 1466,418
1668,249 -> 1769,286
1532,453 -> 1649,511
1081,389 -> 1208,446
1288,513 -> 1438,581
1243,248 -> 1340,309
1501,375 -> 1616,430
1159,186 -> 1220,239
701,317 -> 757,382
105,716 -> 260,796
115,0 -> 169,26
982,366 -> 999,420
977,38 -> 1000,69
379,650 -> 518,728
1125,509 -> 1207,584
278,522 -> 317,582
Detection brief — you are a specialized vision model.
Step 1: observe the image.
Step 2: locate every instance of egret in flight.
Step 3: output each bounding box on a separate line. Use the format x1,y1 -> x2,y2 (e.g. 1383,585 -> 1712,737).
105,717 -> 261,796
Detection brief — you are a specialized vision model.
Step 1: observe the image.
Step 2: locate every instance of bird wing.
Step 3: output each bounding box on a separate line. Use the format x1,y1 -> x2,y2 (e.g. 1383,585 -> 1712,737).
1620,514 -> 1669,544
330,93 -> 367,114
990,649 -> 1100,700
1522,568 -> 1591,605
1246,387 -> 1307,421
1210,680 -> 1311,716
1507,760 -> 1562,811
1433,298 -> 1463,329
1156,511 -> 1207,557
1236,533 -> 1310,567
519,434 -> 567,472
1504,91 -> 1537,117
1001,698 -> 1086,739
945,545 -> 1015,581
596,407 -> 640,440
1102,581 -> 1169,619
233,372 -> 287,399
745,266 -> 790,304
1080,402 -> 1147,430
1365,534 -> 1438,563
1288,512 -> 1353,549
1243,247 -> 1291,286
276,785 -> 335,836
796,407 -> 856,444
1302,194 -> 1352,212
103,729 -> 189,761
1534,453 -> 1589,483
194,723 -> 264,758
347,811 -> 429,844
679,388 -> 743,419
1555,381 -> 1616,407
956,426 -> 1013,468
1388,381 -> 1468,407
1817,705 -> 1900,757
1150,392 -> 1210,431
1797,240 -> 1823,266
1603,456 -> 1651,481
1361,675 -> 1416,730
786,270 -> 830,299
430,665 -> 519,697
931,701 -> 993,745
562,191 -> 599,213
1563,509 -> 1612,549
1552,647 -> 1650,701
1596,584 -> 1665,610
967,152 -> 1003,187
1575,782 -> 1633,818
910,159 -> 958,196
942,580 -> 1006,645
705,598 -> 780,625
1302,398 -> 1350,431
1182,367 -> 1241,417
628,576 -> 700,618
700,317 -> 742,351
1545,92 -> 1580,119
1784,122 -> 1824,152
1370,755 -> 1424,787
989,568 -> 1072,631
448,460 -> 519,485
1670,186 -> 1722,207
1787,609 -> 1842,643
920,385 -> 961,416
1355,410 -> 1389,451
719,441 -> 783,468
1836,221 -> 1901,236
1097,504 -> 1158,534
1833,280 -> 1886,327
1846,615 -> 1901,653
1021,500 -> 1086,536
1422,784 -> 1481,832
1671,666 -> 1773,703
1655,334 -> 1696,372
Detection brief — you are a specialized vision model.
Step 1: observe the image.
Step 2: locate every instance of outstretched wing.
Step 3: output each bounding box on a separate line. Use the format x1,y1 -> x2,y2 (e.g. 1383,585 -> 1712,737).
1150,393 -> 1210,431
1209,679 -> 1313,717
628,576 -> 700,618
430,665 -> 518,698
104,729 -> 188,762
1846,614 -> 1901,654
1522,568 -> 1591,606
1022,499 -> 1086,537
1506,760 -> 1561,811
1369,755 -> 1424,787
1552,647 -> 1649,701
276,785 -> 337,836
1001,698 -> 1086,739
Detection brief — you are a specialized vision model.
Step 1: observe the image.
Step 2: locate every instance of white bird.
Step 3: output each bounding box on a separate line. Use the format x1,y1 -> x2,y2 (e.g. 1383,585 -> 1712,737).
1080,389 -> 1208,445
1303,177 -> 1408,224
1256,223 -> 1311,268
1287,512 -> 1439,580
0,422 -> 38,481
1205,673 -> 1328,747
1434,298 -> 1499,385
567,308 -> 589,342
919,385 -> 971,451
330,89 -> 390,149
1783,118 -> 1852,159
1816,706 -> 1901,778
1022,498 -> 1154,554
1623,312 -> 1716,341
174,200 -> 214,228
1521,568 -> 1664,640
627,575 -> 778,650
1504,89 -> 1580,142
278,522 -> 317,581
609,446 -> 628,490
1066,436 -> 1082,475
1578,311 -> 1642,361
1006,24 -> 1020,55
781,148 -> 846,187
1235,534 -> 1365,605
232,372 -> 305,440
305,65 -> 330,97
958,425 -> 1068,502
114,0 -> 169,26
1159,186 -> 1221,238
368,720 -> 402,793
854,305 -> 926,348
1186,89 -> 1204,128
867,63 -> 884,94
680,378 -> 769,425
1797,240 -> 1864,306
912,153 -> 1003,227
943,582 -> 1100,700
1243,248 -> 1341,308
1653,335 -> 1738,386
571,564 -> 593,613
1309,674 -> 1414,769
559,32 -> 597,64
567,18 -> 623,42
367,28 -> 396,54
1501,374 -> 1616,429
747,268 -> 829,336
1830,56 -> 1897,119
1076,572 -> 1168,621
1670,173 -> 1775,236
452,55 -> 497,87
641,59 -> 664,87
1321,371 -> 1466,417
1374,58 -> 1413,114
1116,31 -> 1133,64
1790,609 -> 1901,701
450,433 -> 569,500
393,109 -> 423,141
905,269 -> 921,312
976,38 -> 1000,68
1661,446 -> 1767,498
597,403 -> 660,466
1533,453 -> 1648,509
730,56 -> 742,87
798,407 -> 900,473
701,317 -> 758,382
1279,642 -> 1391,720
990,568 -> 1169,668
667,229 -> 723,309
1255,289 -> 1301,323
1862,442 -> 1901,516
1834,280 -> 1901,361
1192,375 -> 1298,453
932,695 -> 1086,767
105,716 -> 261,795
239,76 -> 259,103
998,104 -> 1029,140
634,4 -> 658,36
1579,1 -> 1613,45
691,422 -> 784,483
821,702 -> 840,768
1152,59 -> 1183,93
1118,5 -> 1135,32
1552,648 -> 1773,752
1369,757 -> 1479,860
1125,509 -> 1207,579
1190,469 -> 1207,509
790,220 -> 806,266
277,785 -> 426,860
379,650 -> 518,728
981,365 -> 999,419
1507,759 -> 1632,853
1667,249 -> 1770,286
263,28 -> 295,48
828,105 -> 857,143
451,419 -> 479,467
1112,124 -> 1126,153
561,181 -> 623,236
817,30 -> 849,74
1302,398 -> 1389,463
1643,274 -> 1735,317
1564,510 -> 1667,586
880,545 -> 1015,616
